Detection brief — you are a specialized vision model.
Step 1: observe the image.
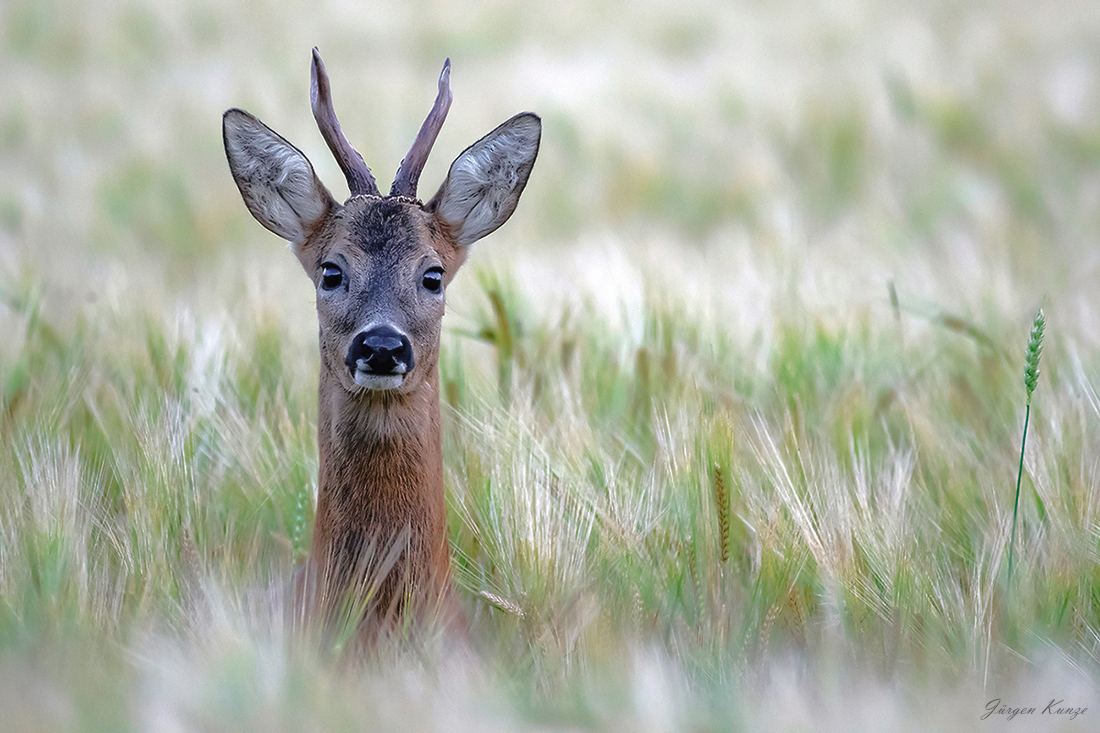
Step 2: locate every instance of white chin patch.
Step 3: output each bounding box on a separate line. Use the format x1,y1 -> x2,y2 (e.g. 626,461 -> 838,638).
353,372 -> 405,391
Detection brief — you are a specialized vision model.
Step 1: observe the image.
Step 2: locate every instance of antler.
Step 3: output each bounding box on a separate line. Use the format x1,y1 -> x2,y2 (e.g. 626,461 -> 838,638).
310,48 -> 381,197
390,59 -> 452,199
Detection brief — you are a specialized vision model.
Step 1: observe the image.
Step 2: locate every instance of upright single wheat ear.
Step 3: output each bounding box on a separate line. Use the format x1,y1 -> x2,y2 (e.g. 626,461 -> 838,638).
1008,308 -> 1045,584
222,49 -> 540,634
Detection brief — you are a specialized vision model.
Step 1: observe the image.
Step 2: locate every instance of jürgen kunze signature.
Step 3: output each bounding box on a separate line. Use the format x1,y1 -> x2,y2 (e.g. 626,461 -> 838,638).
984,698 -> 1087,721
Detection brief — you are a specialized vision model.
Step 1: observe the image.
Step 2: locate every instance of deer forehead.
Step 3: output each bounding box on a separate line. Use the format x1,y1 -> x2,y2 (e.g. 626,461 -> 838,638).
314,198 -> 451,274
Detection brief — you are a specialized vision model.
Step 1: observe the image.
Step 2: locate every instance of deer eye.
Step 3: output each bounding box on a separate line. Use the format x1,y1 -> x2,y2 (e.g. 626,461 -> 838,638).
421,267 -> 444,294
320,263 -> 343,290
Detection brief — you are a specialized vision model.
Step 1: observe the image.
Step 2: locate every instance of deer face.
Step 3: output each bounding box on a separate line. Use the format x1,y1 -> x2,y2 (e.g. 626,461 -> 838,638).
304,197 -> 459,395
222,51 -> 540,397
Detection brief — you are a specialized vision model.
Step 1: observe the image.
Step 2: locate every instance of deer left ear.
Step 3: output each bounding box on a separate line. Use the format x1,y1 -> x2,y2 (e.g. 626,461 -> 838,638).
427,113 -> 540,247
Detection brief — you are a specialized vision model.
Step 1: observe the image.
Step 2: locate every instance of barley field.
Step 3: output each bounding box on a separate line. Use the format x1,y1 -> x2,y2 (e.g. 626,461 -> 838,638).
2,0 -> 1099,730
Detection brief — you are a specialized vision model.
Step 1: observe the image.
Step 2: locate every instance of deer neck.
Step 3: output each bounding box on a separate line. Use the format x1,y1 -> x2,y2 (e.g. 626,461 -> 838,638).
311,365 -> 449,609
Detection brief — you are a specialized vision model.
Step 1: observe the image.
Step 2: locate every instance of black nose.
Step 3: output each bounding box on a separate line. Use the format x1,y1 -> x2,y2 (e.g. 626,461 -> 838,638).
346,326 -> 415,376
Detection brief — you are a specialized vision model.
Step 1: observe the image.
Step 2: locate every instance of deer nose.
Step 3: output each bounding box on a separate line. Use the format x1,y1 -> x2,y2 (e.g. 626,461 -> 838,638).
346,326 -> 415,376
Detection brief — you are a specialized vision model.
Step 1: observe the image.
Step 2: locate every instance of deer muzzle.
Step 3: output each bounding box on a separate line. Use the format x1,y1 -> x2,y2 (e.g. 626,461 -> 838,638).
346,326 -> 415,391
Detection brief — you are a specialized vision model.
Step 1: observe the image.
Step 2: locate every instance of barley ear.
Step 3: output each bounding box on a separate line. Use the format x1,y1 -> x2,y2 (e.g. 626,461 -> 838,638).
713,463 -> 730,564
1023,308 -> 1045,406
291,482 -> 310,560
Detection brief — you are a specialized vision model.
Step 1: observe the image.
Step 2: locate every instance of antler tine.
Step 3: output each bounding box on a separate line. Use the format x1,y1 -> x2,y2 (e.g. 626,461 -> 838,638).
391,59 -> 452,199
310,48 -> 380,197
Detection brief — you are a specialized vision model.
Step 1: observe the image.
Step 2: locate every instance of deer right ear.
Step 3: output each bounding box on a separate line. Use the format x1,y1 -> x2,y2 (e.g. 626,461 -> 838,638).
223,108 -> 336,247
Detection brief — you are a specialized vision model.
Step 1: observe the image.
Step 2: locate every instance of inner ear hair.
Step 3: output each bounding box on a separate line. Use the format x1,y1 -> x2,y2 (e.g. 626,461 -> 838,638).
431,112 -> 541,247
223,108 -> 336,245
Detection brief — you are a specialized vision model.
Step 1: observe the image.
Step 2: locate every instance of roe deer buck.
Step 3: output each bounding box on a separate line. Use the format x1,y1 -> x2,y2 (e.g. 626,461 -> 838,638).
222,49 -> 540,634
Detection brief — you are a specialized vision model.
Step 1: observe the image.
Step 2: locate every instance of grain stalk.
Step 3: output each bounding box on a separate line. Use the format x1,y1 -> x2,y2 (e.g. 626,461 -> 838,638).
1008,308 -> 1045,584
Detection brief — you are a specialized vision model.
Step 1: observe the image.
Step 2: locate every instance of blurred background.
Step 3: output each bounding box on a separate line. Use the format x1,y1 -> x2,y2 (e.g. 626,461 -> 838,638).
3,0 -> 1098,347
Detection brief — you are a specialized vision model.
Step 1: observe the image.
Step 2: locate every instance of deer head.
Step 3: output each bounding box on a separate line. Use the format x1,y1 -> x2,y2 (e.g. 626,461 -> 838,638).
223,50 -> 539,403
